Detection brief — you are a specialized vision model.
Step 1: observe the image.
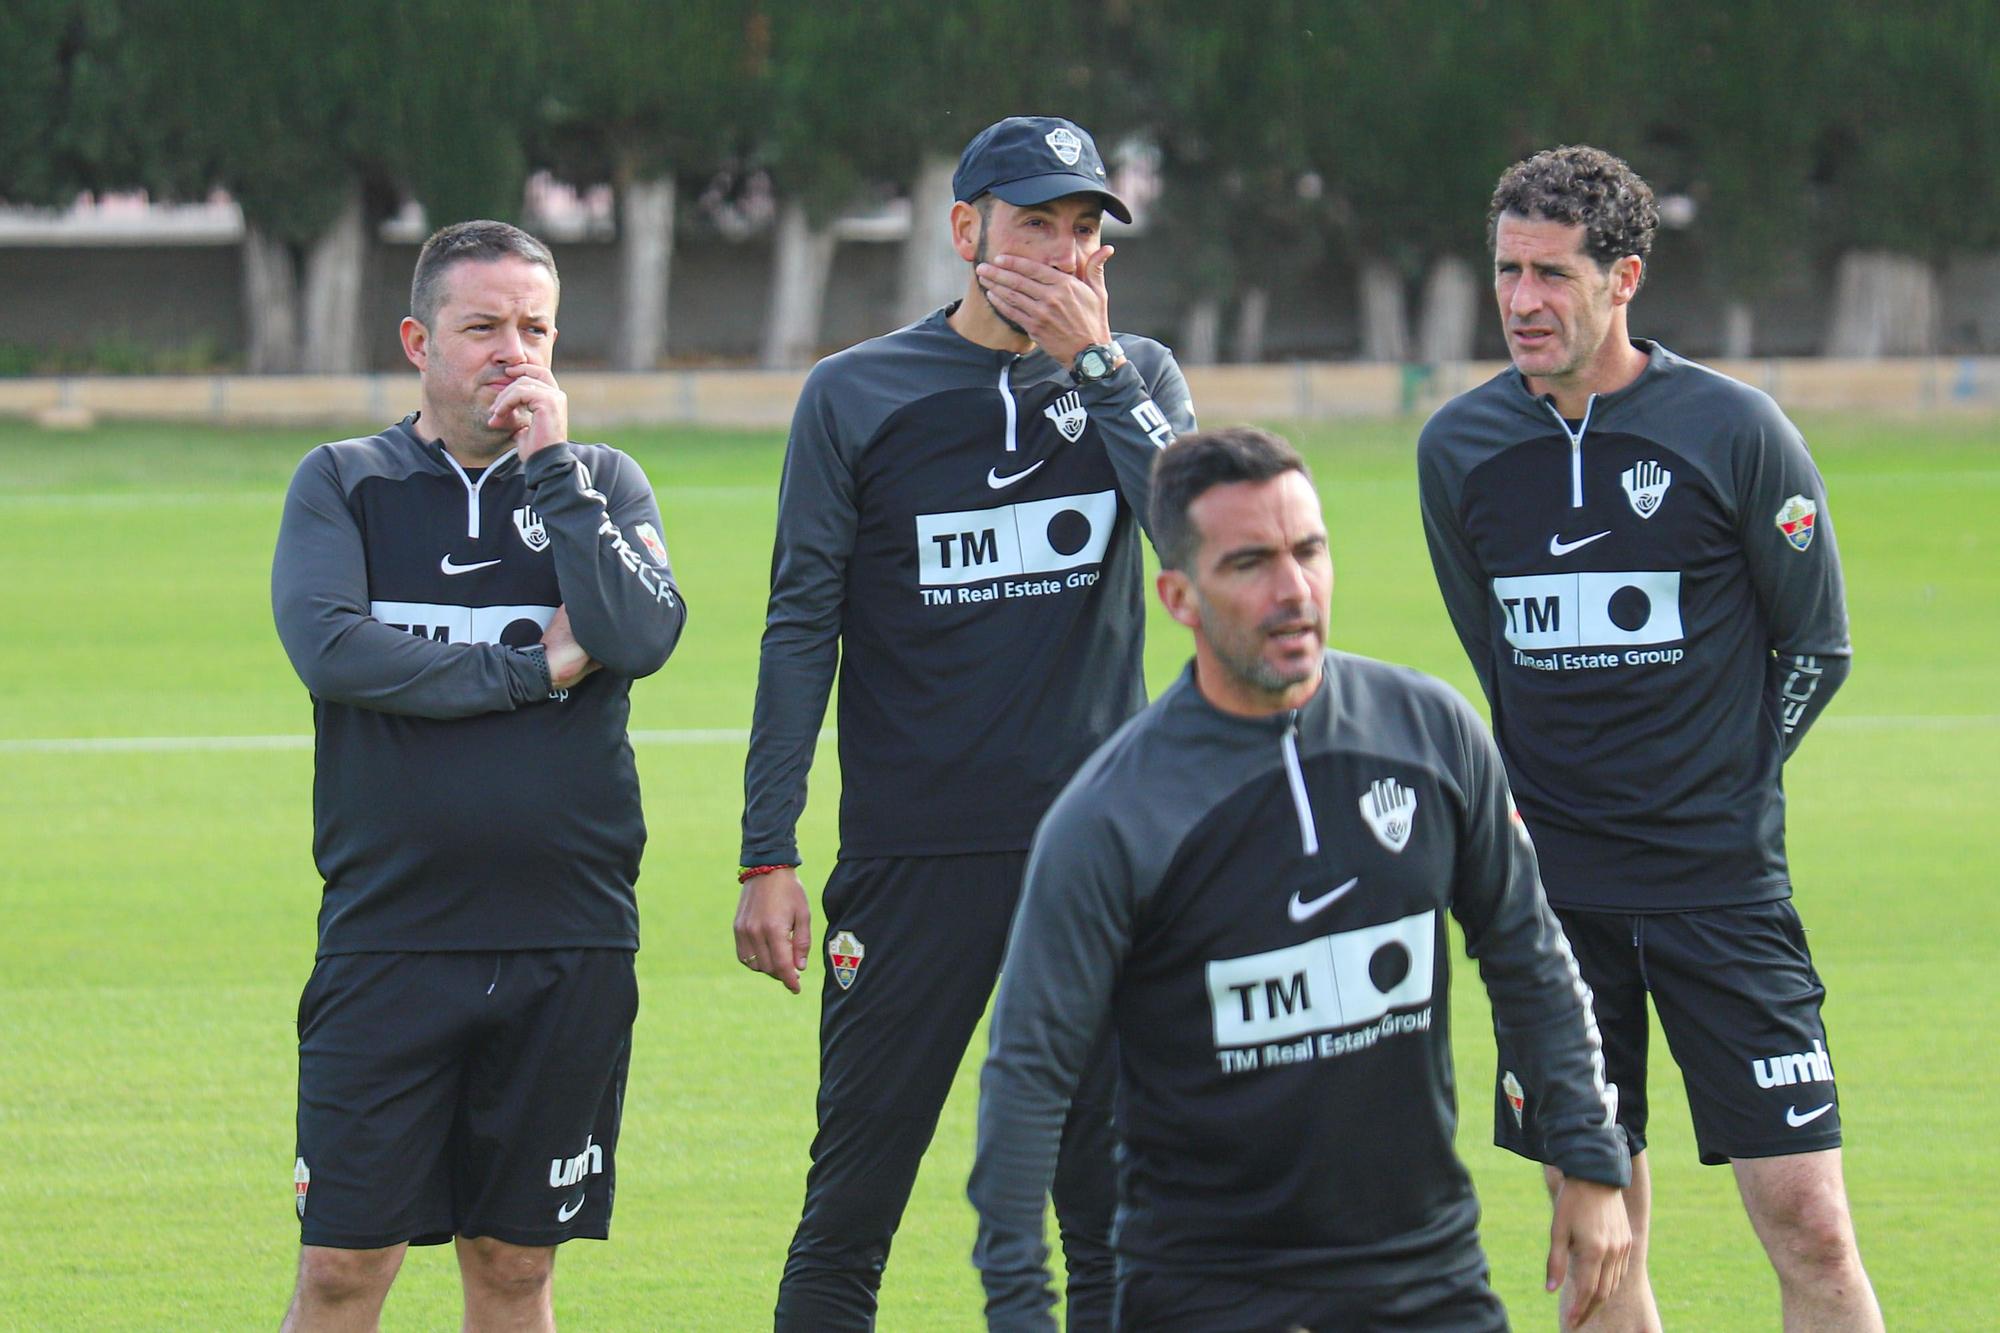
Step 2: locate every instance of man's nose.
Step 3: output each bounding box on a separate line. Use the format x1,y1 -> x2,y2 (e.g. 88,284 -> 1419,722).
1508,274 -> 1543,316
1273,554 -> 1312,603
493,326 -> 526,362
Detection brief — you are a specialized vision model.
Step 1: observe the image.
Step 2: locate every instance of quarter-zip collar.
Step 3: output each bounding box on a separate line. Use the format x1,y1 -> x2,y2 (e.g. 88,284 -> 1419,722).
394,413 -> 520,539
1505,339 -> 1668,510
1175,651 -> 1342,858
928,304 -> 1073,455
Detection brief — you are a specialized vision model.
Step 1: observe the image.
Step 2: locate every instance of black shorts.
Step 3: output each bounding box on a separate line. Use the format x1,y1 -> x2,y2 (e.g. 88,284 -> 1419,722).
1114,1257 -> 1505,1332
1495,900 -> 1841,1167
294,949 -> 637,1249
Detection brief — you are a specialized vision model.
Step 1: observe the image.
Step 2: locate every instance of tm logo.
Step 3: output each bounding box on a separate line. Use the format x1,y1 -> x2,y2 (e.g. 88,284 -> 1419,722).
914,491 -> 1117,587
1491,571 -> 1684,649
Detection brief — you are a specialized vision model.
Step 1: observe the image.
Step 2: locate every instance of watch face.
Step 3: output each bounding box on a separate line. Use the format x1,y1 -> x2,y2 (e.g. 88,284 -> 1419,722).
1079,348 -> 1109,378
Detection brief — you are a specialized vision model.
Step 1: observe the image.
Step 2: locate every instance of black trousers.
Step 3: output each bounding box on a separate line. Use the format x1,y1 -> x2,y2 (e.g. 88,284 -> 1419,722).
774,852 -> 1117,1331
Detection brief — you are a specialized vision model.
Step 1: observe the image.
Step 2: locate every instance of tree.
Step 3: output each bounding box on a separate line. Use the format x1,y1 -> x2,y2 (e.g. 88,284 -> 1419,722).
1644,4 -> 1827,356
0,2 -> 180,208
1815,4 -> 1999,354
123,2 -> 405,372
535,2 -> 758,370
1305,1 -> 1648,363
757,0 -> 1118,366
1126,1 -> 1317,364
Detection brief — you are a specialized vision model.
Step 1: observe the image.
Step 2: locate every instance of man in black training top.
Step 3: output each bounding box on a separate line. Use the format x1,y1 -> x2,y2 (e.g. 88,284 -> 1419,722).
271,220 -> 685,1332
1418,145 -> 1882,1331
732,115 -> 1194,1330
970,426 -> 1630,1332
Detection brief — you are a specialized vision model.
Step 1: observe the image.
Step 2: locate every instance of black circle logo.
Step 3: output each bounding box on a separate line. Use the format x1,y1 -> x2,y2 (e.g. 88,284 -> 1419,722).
1369,941 -> 1411,993
501,618 -> 544,648
1045,508 -> 1091,557
1606,584 -> 1652,633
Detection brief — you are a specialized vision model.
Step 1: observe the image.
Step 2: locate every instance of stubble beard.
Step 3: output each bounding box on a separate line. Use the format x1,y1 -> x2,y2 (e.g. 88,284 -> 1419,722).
974,222 -> 1030,339
1200,591 -> 1324,698
425,372 -> 513,463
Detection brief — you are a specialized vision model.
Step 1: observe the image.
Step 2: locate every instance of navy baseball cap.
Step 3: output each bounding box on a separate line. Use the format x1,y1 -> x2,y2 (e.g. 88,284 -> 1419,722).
952,116 -> 1131,224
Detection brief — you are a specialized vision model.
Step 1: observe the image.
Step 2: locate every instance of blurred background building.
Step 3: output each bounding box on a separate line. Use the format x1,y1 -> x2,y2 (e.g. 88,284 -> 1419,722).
3,1 -> 1996,377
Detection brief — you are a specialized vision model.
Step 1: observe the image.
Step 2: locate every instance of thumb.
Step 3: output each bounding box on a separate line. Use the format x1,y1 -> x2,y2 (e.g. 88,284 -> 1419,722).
1089,244 -> 1116,287
1546,1220 -> 1568,1293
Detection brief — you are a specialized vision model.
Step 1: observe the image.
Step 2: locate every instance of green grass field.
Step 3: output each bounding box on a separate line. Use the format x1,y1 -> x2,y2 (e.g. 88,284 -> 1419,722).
2,412 -> 1996,1329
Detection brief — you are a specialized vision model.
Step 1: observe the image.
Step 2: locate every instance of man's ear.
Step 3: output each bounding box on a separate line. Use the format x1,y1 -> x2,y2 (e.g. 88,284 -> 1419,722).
399,316 -> 429,372
949,200 -> 983,263
1609,254 -> 1643,307
1156,567 -> 1200,629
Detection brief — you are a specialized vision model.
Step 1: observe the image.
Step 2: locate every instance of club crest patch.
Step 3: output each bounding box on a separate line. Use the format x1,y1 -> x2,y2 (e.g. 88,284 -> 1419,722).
1045,126 -> 1083,166
1043,390 -> 1088,443
1502,1071 -> 1526,1129
828,930 -> 865,990
1620,460 -> 1672,518
1775,494 -> 1817,551
633,521 -> 670,567
294,1157 -> 310,1218
513,505 -> 550,552
1360,778 -> 1417,853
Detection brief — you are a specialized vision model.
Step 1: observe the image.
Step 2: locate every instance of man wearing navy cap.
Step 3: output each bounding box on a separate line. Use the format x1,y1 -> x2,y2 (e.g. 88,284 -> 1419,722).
734,115 -> 1194,1330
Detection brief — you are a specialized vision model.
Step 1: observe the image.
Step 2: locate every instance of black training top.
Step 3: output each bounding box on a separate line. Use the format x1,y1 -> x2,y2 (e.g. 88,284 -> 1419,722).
969,652 -> 1627,1329
1418,342 -> 1850,912
740,305 -> 1195,866
272,416 -> 686,955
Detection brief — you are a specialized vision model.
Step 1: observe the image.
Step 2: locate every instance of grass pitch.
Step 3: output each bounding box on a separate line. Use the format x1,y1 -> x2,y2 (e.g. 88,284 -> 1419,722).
1,412 -> 1995,1329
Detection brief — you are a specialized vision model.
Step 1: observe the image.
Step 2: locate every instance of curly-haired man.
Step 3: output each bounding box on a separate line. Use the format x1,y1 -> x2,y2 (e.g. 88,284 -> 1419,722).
1418,146 -> 1882,1331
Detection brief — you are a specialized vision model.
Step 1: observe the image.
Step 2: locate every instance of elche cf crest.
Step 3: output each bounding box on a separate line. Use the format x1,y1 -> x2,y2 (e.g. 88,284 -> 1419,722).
1775,494 -> 1817,551
828,930 -> 865,990
294,1157 -> 311,1218
1043,391 -> 1088,443
1360,778 -> 1417,853
1620,460 -> 1672,518
513,505 -> 550,552
1502,1071 -> 1526,1128
1045,126 -> 1083,165
633,521 -> 670,567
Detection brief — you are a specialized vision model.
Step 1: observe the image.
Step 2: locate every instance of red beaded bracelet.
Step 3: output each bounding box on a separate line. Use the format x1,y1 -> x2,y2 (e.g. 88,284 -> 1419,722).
737,864 -> 796,884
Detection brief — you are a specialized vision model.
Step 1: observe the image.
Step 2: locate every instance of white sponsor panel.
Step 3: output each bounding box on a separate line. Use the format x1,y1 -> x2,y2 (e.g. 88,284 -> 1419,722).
371,600 -> 557,645
1205,909 -> 1435,1048
915,490 -> 1116,586
1492,570 -> 1683,649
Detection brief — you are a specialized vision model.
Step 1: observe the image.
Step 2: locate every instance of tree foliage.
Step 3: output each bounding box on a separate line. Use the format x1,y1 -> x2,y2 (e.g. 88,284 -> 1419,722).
9,2 -> 1997,349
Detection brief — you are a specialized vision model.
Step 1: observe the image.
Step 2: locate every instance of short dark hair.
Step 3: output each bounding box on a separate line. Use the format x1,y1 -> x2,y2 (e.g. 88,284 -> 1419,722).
1150,426 -> 1313,572
1488,145 -> 1658,288
409,220 -> 559,326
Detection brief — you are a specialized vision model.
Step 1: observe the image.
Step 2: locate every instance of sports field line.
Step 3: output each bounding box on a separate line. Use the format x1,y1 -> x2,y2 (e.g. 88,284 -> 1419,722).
0,484 -> 780,509
1,715 -> 1991,754
0,728 -> 768,754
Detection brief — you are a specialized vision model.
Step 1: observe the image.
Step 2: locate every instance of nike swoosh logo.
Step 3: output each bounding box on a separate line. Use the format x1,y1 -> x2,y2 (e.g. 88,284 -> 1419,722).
556,1194 -> 585,1223
986,460 -> 1045,489
440,555 -> 501,575
1548,531 -> 1611,557
1786,1102 -> 1834,1128
1287,877 -> 1360,923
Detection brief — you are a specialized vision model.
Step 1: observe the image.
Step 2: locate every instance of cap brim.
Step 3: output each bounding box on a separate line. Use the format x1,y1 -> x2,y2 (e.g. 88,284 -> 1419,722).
989,173 -> 1133,224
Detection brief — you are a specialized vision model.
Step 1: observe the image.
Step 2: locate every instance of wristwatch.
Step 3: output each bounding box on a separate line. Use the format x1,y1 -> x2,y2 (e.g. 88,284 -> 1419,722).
1071,342 -> 1122,384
